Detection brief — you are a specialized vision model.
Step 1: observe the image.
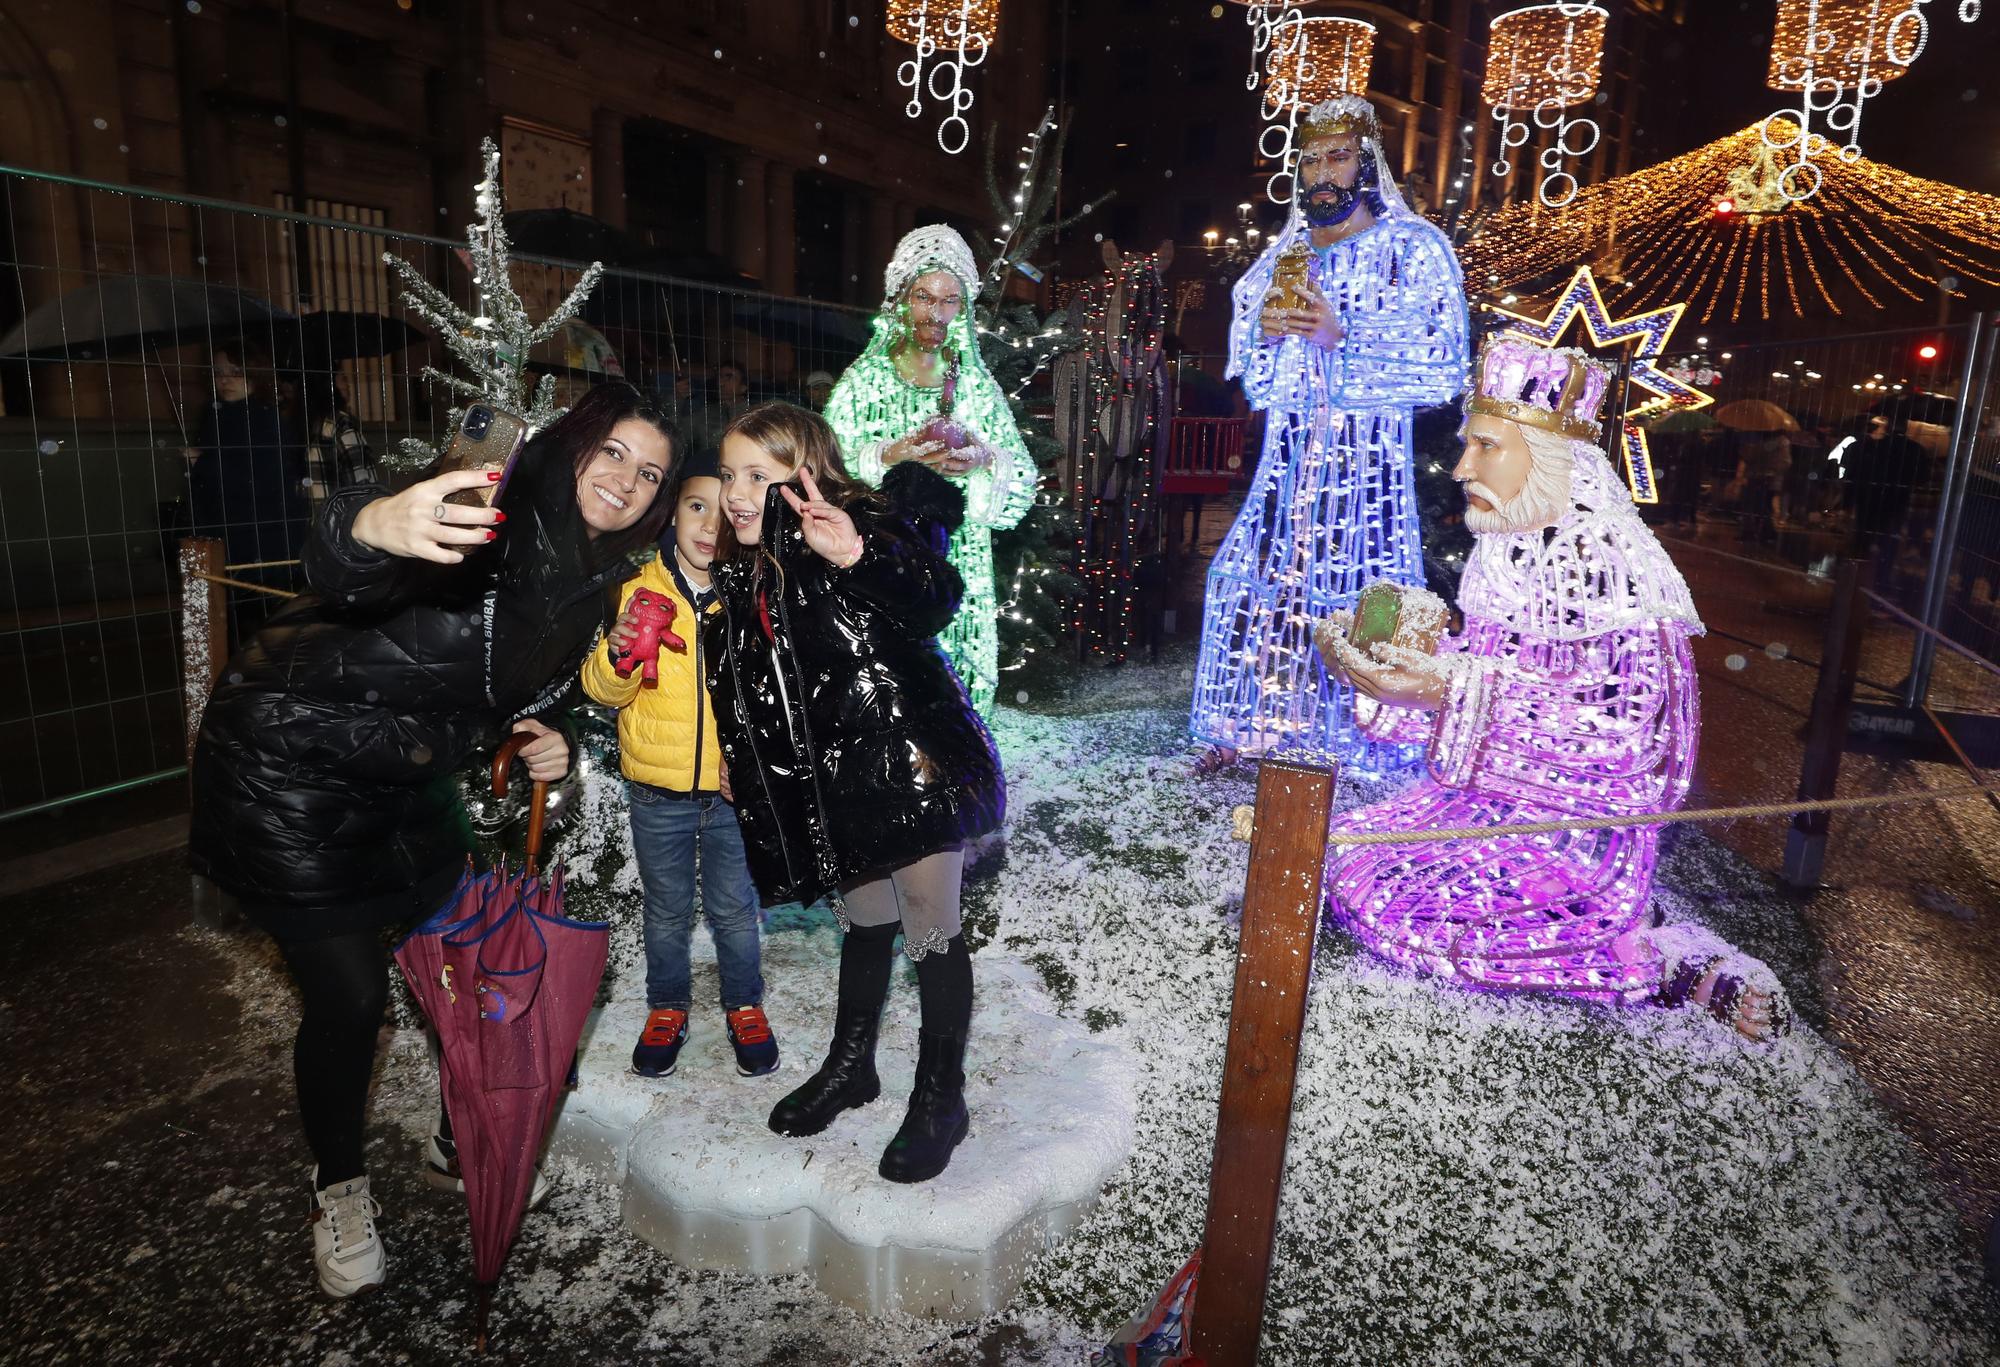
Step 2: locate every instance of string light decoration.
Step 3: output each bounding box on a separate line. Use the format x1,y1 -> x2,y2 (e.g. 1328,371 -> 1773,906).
1761,0 -> 1984,201
1484,3 -> 1608,209
1326,347 -> 1719,1008
1486,266 -> 1714,504
1265,16 -> 1377,110
1054,248 -> 1170,666
1460,121 -> 2000,324
1238,1 -> 1310,204
886,0 -> 1000,154
823,225 -> 1038,717
1192,97 -> 1469,777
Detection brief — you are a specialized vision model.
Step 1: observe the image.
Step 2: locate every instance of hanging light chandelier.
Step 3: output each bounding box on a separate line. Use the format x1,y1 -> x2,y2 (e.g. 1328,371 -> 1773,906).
886,0 -> 1001,155
1264,16 -> 1376,112
1484,2 -> 1608,209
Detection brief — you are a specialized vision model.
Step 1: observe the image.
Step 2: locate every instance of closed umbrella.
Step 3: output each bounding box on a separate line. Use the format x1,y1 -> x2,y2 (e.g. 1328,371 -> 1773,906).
394,733 -> 609,1351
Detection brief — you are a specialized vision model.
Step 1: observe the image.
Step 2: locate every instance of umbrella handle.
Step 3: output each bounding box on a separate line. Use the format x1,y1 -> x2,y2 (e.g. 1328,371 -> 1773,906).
491,733 -> 549,879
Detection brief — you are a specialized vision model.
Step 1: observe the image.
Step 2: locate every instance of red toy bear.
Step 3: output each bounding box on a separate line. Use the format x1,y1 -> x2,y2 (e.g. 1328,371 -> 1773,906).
611,588 -> 685,687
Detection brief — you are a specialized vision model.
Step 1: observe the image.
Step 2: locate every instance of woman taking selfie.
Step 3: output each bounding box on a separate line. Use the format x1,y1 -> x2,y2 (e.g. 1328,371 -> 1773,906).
189,382 -> 674,1297
705,401 -> 1004,1185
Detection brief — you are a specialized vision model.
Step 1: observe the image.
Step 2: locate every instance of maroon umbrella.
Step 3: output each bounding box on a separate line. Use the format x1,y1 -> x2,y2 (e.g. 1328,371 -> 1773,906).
394,734 -> 609,1351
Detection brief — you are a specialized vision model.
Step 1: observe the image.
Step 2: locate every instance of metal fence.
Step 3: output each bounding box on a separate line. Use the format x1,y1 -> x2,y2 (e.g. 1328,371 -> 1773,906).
0,165 -> 871,815
1634,314 -> 2000,715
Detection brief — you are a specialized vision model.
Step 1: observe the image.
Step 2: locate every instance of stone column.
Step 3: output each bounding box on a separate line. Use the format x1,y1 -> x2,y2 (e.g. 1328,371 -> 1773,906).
764,160 -> 797,297
731,153 -> 769,284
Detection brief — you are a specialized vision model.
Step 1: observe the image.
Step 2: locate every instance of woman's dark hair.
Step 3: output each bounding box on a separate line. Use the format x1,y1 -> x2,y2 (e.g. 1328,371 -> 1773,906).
712,400 -> 880,565
540,380 -> 679,562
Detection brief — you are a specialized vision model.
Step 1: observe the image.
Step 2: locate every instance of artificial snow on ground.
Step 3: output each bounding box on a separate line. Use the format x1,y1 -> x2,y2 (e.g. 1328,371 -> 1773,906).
293,657 -> 1997,1363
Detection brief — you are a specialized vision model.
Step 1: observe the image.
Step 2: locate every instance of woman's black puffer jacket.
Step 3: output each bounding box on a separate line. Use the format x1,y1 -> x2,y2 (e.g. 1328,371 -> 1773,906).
703,461 -> 1003,909
189,437 -> 626,939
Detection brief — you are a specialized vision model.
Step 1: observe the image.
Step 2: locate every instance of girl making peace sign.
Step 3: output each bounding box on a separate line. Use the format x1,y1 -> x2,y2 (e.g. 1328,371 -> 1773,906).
705,401 -> 1003,1185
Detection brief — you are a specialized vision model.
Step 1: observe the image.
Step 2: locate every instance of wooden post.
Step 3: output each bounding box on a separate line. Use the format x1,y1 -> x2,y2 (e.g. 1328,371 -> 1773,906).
1782,558 -> 1866,889
1191,758 -> 1337,1367
178,537 -> 227,763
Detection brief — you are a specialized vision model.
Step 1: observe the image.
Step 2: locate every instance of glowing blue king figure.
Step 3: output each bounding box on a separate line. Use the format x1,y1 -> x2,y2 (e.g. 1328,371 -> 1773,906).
1191,95 -> 1468,775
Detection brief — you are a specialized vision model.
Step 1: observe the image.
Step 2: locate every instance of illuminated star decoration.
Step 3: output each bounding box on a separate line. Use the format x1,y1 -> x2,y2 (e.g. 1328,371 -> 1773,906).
1490,266 -> 1712,504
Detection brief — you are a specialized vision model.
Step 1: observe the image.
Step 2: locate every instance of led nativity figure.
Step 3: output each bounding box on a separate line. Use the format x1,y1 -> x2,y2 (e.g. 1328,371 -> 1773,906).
1189,94 -> 1469,778
826,225 -> 1038,717
1054,240 -> 1174,666
1316,339 -> 1787,1040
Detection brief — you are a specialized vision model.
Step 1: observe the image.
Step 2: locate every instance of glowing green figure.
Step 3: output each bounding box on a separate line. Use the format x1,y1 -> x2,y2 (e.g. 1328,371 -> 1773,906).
825,226 -> 1037,717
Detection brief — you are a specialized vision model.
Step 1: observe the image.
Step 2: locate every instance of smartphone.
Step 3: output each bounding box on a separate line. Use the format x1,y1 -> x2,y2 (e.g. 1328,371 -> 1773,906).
440,404 -> 529,508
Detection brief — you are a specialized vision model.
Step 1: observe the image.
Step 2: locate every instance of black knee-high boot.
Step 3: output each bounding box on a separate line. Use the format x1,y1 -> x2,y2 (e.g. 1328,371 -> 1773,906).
879,934 -> 972,1183
768,921 -> 896,1137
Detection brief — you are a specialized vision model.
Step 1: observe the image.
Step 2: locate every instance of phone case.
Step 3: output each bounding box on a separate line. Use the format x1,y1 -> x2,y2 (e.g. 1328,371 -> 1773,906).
440,406 -> 529,508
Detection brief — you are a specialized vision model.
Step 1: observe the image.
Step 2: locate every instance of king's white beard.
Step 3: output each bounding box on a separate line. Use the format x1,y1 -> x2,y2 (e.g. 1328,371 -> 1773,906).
1462,439 -> 1575,535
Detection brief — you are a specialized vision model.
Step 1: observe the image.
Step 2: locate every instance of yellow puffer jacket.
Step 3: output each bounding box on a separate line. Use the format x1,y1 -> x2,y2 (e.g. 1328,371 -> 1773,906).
580,551 -> 724,793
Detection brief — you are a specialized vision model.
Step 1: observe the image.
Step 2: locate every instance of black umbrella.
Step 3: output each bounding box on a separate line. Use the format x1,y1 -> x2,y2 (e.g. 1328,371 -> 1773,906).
502,209 -> 646,267
729,298 -> 872,358
0,276 -> 294,441
280,310 -> 426,366
0,276 -> 294,362
1869,389 -> 1959,429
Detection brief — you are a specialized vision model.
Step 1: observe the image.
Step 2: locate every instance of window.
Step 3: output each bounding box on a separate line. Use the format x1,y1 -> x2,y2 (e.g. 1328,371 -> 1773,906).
1183,122 -> 1218,165
272,196 -> 397,421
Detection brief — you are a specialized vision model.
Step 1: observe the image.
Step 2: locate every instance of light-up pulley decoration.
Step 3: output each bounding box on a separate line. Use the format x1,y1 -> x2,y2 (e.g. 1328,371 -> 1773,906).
1484,2 -> 1608,209
886,0 -> 1000,155
1490,266 -> 1713,504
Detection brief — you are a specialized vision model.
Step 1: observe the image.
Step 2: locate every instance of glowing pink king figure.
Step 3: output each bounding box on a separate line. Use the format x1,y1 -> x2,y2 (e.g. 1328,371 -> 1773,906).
1318,338 -> 1781,1038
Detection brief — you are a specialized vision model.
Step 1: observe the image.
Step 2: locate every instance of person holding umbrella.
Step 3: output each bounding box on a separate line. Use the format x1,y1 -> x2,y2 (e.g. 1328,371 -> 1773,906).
189,381 -> 675,1298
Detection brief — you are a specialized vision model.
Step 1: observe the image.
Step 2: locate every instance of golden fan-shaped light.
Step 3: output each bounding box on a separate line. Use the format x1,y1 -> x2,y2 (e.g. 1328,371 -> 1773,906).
1265,16 -> 1376,112
885,0 -> 999,49
1483,2 -> 1608,111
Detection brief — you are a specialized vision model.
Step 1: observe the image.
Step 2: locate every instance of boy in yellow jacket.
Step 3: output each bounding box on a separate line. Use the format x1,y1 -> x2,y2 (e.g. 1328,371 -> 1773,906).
584,448 -> 778,1078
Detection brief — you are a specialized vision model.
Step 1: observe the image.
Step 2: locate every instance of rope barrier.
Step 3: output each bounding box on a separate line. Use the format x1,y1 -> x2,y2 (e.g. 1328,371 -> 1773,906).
187,570 -> 298,599
1859,590 -> 2000,684
221,558 -> 302,572
1321,784 -> 1996,848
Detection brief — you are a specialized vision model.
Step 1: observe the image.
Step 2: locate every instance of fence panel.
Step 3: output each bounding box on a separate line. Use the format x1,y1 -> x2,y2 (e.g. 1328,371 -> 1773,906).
0,167 -> 870,814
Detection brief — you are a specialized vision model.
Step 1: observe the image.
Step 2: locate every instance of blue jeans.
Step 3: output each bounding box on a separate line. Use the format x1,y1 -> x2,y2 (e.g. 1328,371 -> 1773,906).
626,783 -> 765,1013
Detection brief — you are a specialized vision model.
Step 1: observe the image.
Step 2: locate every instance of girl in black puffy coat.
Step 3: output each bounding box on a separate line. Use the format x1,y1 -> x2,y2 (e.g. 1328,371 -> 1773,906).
189,382 -> 674,1297
705,401 -> 1004,1184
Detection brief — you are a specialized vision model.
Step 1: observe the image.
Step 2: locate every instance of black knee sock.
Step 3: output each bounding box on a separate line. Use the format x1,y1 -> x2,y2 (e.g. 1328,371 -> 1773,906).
838,920 -> 898,1015
278,930 -> 390,1187
913,934 -> 973,1038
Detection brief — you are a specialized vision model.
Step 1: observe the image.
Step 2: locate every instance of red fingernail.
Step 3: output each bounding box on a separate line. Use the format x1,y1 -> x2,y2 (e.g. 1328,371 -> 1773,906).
487,470 -> 502,481
486,530 -> 498,541
493,511 -> 506,523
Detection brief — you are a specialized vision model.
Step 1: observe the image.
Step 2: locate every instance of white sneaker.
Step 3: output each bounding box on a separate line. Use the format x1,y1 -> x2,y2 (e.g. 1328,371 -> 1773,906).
308,1168 -> 385,1298
421,1134 -> 551,1210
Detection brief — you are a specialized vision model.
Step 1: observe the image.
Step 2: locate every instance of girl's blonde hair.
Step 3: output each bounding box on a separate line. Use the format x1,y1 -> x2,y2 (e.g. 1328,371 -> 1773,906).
713,401 -> 880,564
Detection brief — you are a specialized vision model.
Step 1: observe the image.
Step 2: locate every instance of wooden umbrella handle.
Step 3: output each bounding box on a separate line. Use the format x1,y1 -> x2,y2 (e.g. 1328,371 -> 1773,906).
490,733 -> 550,879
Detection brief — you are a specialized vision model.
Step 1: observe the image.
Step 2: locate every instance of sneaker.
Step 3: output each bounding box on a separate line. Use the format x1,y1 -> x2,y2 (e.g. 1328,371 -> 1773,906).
632,1007 -> 689,1078
726,1006 -> 780,1077
308,1168 -> 385,1298
422,1134 -> 551,1210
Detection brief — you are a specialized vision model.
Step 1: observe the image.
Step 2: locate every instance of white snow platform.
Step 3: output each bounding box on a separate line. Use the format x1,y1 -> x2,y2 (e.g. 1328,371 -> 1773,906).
549,918 -> 1137,1320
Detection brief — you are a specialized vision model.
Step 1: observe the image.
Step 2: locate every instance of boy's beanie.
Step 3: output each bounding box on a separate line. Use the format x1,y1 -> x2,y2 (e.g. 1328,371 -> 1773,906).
672,444 -> 720,492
